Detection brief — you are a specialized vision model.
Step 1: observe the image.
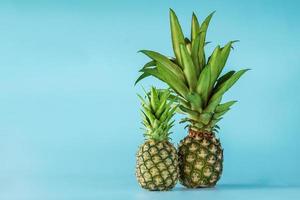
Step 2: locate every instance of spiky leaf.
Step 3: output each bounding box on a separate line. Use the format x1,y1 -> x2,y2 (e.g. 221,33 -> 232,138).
215,100 -> 237,112
139,50 -> 185,82
205,96 -> 222,113
150,87 -> 159,111
215,70 -> 235,89
139,60 -> 156,72
213,109 -> 230,119
180,44 -> 197,90
186,92 -> 202,112
138,87 -> 177,141
209,41 -> 237,89
199,112 -> 212,125
196,66 -> 211,105
191,13 -> 200,45
157,62 -> 189,98
170,9 -> 185,66
198,11 -> 215,70
210,69 -> 248,103
179,105 -> 199,117
191,33 -> 201,76
135,67 -> 165,85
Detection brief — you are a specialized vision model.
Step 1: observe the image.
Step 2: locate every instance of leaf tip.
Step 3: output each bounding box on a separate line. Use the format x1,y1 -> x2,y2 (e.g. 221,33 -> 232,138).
134,78 -> 141,86
231,40 -> 240,43
192,12 -> 197,18
208,10 -> 216,18
169,8 -> 176,15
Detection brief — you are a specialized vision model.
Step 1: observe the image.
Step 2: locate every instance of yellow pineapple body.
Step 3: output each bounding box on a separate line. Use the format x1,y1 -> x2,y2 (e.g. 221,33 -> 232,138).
136,140 -> 178,191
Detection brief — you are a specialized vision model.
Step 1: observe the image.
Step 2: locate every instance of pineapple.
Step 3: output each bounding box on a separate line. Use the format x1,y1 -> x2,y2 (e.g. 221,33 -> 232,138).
136,87 -> 179,191
135,9 -> 248,188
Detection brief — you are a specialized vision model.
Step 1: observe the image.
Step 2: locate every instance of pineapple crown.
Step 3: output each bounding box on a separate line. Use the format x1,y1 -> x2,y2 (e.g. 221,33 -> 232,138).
138,87 -> 177,141
135,9 -> 248,132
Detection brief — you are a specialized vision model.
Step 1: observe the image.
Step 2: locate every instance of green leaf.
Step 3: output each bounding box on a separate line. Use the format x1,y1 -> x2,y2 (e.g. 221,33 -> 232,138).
215,100 -> 237,112
176,106 -> 185,114
209,41 -> 238,89
215,70 -> 235,89
166,106 -> 177,122
185,38 -> 192,54
180,44 -> 197,91
141,111 -> 151,126
213,128 -> 219,133
157,62 -> 189,98
170,9 -> 185,67
137,94 -> 147,105
184,124 -> 189,129
179,97 -> 190,108
135,67 -> 165,85
191,33 -> 201,76
157,89 -> 169,100
210,118 -> 222,127
198,34 -> 206,71
168,93 -> 179,102
199,112 -> 212,125
139,50 -> 185,82
205,41 -> 211,46
191,13 -> 200,45
193,122 -> 204,129
142,107 -> 155,125
210,69 -> 249,103
179,118 -> 191,124
139,60 -> 156,72
218,41 -> 235,72
155,92 -> 170,118
207,45 -> 221,87
186,92 -> 202,112
196,65 -> 211,105
159,106 -> 171,122
213,109 -> 230,119
150,87 -> 159,112
205,96 -> 222,113
179,105 -> 199,116
198,11 -> 215,71
199,11 -> 215,33
135,73 -> 150,85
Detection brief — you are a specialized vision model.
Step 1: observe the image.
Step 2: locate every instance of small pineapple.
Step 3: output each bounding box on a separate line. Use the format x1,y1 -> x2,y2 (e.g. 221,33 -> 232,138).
136,87 -> 178,191
136,9 -> 247,188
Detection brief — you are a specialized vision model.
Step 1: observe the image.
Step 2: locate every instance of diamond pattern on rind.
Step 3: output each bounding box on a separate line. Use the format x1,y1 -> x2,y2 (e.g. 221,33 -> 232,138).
136,140 -> 179,191
178,135 -> 223,188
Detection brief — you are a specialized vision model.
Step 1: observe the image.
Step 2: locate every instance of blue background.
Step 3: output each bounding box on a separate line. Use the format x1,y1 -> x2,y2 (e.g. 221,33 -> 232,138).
0,0 -> 299,199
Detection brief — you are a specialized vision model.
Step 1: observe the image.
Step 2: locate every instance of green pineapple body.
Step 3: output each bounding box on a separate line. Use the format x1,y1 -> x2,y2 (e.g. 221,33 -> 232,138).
136,140 -> 178,191
178,130 -> 223,188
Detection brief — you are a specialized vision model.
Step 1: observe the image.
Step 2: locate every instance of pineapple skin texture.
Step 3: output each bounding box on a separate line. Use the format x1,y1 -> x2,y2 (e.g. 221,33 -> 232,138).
136,140 -> 179,191
178,134 -> 223,188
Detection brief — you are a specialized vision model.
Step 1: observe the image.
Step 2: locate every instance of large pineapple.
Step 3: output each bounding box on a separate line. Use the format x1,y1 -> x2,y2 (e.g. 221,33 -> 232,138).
136,87 -> 179,191
135,9 -> 247,188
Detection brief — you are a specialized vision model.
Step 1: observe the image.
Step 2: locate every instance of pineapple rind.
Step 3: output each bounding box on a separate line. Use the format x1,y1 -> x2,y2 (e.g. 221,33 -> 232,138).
136,140 -> 179,191
178,134 -> 223,188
